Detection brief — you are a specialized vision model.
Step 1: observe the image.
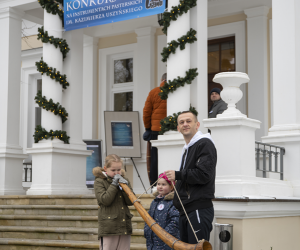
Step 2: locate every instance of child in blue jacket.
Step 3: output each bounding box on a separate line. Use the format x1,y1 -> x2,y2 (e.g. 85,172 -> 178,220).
144,173 -> 180,250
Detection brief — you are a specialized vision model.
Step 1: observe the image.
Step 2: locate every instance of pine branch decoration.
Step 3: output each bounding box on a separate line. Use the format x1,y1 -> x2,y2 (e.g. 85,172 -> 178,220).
34,125 -> 70,144
36,59 -> 69,89
38,0 -> 64,21
162,0 -> 197,34
35,90 -> 68,123
159,106 -> 198,134
161,29 -> 197,62
159,68 -> 198,100
37,26 -> 70,59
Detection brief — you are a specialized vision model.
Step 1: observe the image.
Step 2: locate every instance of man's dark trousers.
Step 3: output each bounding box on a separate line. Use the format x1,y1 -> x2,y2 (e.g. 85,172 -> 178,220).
179,207 -> 214,243
150,132 -> 158,185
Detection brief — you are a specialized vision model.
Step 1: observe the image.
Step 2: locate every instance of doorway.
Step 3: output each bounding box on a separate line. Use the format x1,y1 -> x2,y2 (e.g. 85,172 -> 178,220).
208,36 -> 235,111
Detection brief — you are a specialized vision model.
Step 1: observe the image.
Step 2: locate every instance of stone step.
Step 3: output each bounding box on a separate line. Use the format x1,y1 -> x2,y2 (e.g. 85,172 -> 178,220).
0,195 -> 154,250
0,204 -> 150,217
0,215 -> 145,229
0,238 -> 147,250
0,195 -> 97,206
0,226 -> 146,244
0,194 -> 153,206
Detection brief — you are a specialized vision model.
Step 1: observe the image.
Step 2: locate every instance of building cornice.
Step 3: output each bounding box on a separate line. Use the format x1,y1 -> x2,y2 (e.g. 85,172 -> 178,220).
0,7 -> 24,21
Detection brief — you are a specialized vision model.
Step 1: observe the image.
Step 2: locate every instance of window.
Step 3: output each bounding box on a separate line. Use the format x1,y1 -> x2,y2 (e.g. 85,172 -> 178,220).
110,53 -> 134,111
208,36 -> 236,110
114,92 -> 133,111
114,58 -> 133,84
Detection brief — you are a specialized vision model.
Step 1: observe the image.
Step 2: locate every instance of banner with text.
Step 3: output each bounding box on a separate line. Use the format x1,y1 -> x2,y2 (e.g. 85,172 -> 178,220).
64,0 -> 166,31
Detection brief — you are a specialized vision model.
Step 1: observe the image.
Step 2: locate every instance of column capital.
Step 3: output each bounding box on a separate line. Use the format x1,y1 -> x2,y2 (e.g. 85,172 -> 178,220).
84,36 -> 98,48
244,6 -> 269,18
0,7 -> 24,21
135,27 -> 156,37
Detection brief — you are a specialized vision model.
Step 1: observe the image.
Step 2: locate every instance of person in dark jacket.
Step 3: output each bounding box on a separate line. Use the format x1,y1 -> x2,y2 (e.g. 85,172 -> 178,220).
144,173 -> 180,249
208,87 -> 227,118
165,111 -> 217,244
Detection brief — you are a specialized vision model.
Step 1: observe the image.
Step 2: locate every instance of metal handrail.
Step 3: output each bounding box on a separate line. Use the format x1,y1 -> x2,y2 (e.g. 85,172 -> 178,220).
255,141 -> 285,180
255,141 -> 286,152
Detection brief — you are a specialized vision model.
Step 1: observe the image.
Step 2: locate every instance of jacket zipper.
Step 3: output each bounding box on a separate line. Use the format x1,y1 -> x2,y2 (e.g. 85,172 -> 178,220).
185,183 -> 190,199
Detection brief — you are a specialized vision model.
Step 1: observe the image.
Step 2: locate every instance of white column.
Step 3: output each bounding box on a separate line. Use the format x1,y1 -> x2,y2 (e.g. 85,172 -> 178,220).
244,6 -> 269,140
167,0 -> 190,115
133,27 -> 156,193
42,10 -> 63,133
83,36 -> 98,140
0,7 -> 27,195
262,0 -> 300,197
27,16 -> 91,195
152,0 -> 195,175
190,0 -> 208,132
63,29 -> 86,147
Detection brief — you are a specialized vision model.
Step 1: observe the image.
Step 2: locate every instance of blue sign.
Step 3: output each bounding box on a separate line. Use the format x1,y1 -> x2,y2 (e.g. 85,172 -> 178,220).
111,122 -> 133,147
64,0 -> 166,31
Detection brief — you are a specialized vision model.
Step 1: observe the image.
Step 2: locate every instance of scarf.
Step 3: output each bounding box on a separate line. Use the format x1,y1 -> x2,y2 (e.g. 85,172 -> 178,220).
179,131 -> 215,170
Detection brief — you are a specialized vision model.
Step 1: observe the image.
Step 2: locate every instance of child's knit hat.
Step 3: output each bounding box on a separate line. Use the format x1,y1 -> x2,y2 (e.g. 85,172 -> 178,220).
159,172 -> 175,186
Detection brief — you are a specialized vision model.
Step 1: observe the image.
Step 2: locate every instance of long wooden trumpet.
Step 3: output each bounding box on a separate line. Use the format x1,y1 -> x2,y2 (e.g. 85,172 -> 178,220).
119,183 -> 213,250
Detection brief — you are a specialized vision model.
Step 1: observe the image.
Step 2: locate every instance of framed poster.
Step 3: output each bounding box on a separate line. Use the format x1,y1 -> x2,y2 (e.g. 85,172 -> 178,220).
83,140 -> 102,188
104,111 -> 141,158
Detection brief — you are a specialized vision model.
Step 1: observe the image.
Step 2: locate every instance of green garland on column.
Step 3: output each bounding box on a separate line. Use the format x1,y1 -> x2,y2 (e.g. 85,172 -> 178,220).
159,68 -> 198,100
35,90 -> 69,123
161,28 -> 197,62
34,125 -> 70,143
159,106 -> 198,135
162,0 -> 197,34
34,0 -> 70,144
35,59 -> 69,89
38,0 -> 64,21
159,0 -> 198,133
37,26 -> 70,59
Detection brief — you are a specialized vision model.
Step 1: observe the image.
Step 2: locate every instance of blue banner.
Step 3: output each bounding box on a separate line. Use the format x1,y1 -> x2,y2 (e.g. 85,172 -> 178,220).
64,0 -> 166,31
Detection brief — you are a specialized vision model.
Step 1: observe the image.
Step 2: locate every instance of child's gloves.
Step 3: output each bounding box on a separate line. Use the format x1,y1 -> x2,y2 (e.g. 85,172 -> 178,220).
112,174 -> 121,186
112,174 -> 128,186
118,175 -> 128,185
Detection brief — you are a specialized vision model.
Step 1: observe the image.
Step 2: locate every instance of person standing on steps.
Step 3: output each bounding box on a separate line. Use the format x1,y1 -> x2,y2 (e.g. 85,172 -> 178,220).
143,73 -> 167,185
164,111 -> 217,243
144,172 -> 180,250
93,154 -> 134,250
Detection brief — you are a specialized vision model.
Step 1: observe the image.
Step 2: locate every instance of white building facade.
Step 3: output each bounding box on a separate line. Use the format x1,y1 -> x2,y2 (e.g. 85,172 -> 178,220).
1,0 -> 300,248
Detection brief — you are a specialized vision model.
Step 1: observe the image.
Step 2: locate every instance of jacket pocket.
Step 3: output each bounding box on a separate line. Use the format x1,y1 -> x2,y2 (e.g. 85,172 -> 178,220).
99,214 -> 118,234
126,212 -> 133,219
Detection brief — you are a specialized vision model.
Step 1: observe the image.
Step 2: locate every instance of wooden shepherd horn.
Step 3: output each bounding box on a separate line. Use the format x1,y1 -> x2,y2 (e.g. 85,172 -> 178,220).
119,183 -> 213,250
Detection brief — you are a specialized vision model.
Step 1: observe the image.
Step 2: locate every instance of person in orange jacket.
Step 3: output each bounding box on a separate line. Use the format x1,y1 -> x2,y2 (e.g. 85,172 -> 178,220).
143,73 -> 167,185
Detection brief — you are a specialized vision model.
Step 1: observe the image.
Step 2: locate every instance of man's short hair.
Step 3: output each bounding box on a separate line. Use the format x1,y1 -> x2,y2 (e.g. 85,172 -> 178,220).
161,73 -> 167,82
177,111 -> 198,123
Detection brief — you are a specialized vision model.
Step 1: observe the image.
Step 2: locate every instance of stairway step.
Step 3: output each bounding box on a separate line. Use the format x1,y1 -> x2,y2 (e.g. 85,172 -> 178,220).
0,226 -> 145,243
0,215 -> 145,229
0,195 -> 97,206
0,204 -> 149,217
0,238 -> 147,250
0,194 -> 153,206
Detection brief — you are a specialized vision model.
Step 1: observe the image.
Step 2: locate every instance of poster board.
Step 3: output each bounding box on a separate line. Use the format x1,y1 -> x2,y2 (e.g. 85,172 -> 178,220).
104,111 -> 141,158
83,140 -> 102,188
